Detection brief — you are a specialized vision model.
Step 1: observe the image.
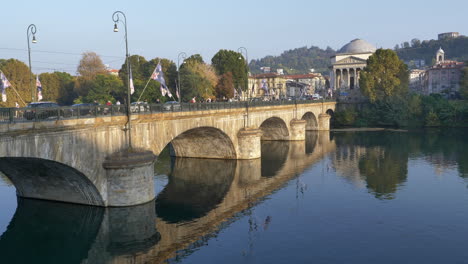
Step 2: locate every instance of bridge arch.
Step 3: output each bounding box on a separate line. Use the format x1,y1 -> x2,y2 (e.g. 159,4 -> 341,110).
0,157 -> 104,206
167,127 -> 236,159
301,112 -> 318,131
260,117 -> 289,141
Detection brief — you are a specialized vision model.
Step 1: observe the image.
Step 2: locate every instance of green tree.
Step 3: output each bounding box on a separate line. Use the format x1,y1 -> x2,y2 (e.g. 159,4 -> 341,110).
360,49 -> 409,103
54,72 -> 76,105
211,49 -> 248,92
38,73 -> 60,102
0,59 -> 32,107
83,74 -> 124,104
460,66 -> 468,99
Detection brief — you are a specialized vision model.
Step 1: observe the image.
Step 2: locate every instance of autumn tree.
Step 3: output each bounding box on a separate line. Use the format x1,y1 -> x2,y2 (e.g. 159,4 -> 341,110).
216,72 -> 234,99
180,55 -> 217,101
0,59 -> 32,107
211,49 -> 248,92
75,52 -> 107,96
360,49 -> 409,103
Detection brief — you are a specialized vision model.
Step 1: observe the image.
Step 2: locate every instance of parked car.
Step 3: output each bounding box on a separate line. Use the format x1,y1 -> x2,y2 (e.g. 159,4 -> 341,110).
130,101 -> 149,113
24,102 -> 60,120
71,103 -> 98,116
311,94 -> 323,100
162,101 -> 181,111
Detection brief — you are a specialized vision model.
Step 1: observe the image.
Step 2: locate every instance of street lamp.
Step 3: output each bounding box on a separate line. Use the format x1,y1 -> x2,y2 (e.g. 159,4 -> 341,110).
237,47 -> 249,100
177,52 -> 187,103
27,24 -> 37,102
112,11 -> 133,150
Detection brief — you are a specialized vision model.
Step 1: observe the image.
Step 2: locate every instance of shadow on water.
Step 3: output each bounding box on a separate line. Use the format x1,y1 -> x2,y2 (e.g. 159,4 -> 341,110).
261,141 -> 289,178
156,158 -> 236,224
0,198 -> 160,264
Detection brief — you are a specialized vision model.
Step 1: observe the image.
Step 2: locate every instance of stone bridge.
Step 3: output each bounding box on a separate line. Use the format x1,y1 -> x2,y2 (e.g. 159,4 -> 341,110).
0,132 -> 335,263
0,102 -> 335,207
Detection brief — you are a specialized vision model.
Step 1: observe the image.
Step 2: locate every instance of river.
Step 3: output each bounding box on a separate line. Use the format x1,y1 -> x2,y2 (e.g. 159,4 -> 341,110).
0,129 -> 467,263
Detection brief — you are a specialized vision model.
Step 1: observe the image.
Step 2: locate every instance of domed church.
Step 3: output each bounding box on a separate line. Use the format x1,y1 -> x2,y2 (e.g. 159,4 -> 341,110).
330,39 -> 376,93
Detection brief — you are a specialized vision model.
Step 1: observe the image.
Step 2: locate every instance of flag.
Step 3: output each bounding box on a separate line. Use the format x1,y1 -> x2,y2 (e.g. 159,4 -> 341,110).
151,62 -> 171,96
129,65 -> 135,95
1,71 -> 11,102
176,81 -> 180,99
36,76 -> 43,101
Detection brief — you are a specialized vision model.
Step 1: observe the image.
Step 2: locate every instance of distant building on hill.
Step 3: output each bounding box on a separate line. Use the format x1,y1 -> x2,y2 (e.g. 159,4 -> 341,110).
438,32 -> 460,40
409,47 -> 465,97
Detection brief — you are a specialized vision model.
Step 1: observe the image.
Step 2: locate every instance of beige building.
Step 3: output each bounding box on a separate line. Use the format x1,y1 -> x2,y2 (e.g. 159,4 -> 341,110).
248,73 -> 287,99
330,39 -> 376,99
409,48 -> 465,96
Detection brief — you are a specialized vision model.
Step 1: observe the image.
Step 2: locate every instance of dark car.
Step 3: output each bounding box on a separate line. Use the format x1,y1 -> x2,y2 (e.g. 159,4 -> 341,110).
162,101 -> 181,111
24,102 -> 60,120
71,103 -> 98,116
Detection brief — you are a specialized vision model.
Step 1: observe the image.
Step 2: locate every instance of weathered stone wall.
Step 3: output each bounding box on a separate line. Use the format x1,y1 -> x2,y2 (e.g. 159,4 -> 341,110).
0,102 -> 336,206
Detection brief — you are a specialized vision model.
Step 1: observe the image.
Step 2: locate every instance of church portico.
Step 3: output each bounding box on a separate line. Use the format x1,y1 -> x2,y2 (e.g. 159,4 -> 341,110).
330,39 -> 376,100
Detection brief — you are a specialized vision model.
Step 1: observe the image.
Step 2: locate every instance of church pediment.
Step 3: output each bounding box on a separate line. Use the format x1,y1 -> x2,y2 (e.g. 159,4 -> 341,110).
334,56 -> 367,65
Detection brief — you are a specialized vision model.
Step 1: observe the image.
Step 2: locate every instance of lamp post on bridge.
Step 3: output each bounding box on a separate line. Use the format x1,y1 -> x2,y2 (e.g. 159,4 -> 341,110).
112,11 -> 133,150
238,47 -> 249,127
237,47 -> 249,101
177,52 -> 187,103
26,24 -> 37,102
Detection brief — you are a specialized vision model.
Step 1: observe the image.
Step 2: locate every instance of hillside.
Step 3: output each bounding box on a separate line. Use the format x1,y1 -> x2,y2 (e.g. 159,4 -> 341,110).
249,46 -> 335,75
396,36 -> 468,66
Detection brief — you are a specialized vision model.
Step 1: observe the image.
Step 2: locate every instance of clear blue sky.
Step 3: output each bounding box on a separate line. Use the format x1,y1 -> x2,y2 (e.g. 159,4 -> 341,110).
1,0 -> 467,74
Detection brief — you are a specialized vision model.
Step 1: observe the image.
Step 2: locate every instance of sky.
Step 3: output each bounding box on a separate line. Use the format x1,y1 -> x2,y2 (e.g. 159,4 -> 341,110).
1,0 -> 467,74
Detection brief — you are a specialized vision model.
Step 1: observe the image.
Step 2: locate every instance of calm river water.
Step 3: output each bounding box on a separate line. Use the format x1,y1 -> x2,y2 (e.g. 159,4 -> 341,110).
0,129 -> 467,263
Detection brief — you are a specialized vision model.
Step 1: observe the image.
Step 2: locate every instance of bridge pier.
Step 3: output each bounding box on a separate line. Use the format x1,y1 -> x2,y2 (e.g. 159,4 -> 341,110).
237,128 -> 262,159
103,150 -> 156,207
289,119 -> 307,140
318,114 -> 331,131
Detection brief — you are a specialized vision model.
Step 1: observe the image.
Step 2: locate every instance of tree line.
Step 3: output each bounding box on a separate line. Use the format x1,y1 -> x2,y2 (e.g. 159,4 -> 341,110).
0,49 -> 249,107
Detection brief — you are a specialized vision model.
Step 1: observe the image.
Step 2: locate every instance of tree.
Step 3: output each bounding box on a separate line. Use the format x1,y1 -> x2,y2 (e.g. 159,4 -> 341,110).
359,49 -> 409,103
0,59 -> 32,107
38,73 -> 60,102
179,57 -> 217,101
75,52 -> 107,96
411,38 -> 421,48
211,49 -> 248,92
83,74 -> 124,104
215,72 -> 234,99
54,72 -> 76,105
460,66 -> 468,99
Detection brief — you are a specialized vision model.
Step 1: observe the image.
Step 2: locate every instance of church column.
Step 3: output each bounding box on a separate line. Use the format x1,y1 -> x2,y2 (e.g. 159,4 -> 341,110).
347,68 -> 350,89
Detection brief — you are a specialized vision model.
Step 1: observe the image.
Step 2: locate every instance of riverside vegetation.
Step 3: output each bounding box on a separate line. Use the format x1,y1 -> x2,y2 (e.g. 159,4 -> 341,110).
334,49 -> 468,128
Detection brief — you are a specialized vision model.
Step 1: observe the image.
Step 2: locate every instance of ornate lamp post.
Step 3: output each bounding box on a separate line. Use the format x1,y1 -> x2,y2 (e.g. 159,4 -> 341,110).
27,24 -> 37,102
177,52 -> 187,103
112,11 -> 133,149
237,47 -> 249,101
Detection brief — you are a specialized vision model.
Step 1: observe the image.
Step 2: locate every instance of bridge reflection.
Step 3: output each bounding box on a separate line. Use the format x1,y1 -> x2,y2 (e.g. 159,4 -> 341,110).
0,131 -> 335,263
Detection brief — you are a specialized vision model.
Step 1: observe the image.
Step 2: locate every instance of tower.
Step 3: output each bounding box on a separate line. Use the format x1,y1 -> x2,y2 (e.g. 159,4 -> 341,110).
436,47 -> 445,64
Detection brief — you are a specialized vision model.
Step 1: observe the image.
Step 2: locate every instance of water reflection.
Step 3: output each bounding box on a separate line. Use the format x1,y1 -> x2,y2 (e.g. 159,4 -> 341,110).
156,158 -> 236,223
0,199 -> 160,264
332,129 -> 468,199
261,141 -> 289,178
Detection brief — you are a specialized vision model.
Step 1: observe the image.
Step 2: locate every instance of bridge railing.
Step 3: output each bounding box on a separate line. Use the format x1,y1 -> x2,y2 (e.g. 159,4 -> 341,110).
0,99 -> 335,124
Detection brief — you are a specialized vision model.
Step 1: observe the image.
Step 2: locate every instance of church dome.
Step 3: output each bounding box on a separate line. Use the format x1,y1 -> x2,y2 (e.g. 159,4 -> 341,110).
338,39 -> 376,54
